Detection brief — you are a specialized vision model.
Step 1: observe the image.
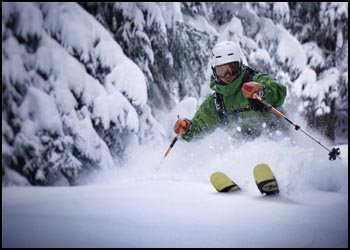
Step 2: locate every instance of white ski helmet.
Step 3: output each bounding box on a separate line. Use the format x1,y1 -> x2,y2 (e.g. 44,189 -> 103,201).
211,41 -> 243,68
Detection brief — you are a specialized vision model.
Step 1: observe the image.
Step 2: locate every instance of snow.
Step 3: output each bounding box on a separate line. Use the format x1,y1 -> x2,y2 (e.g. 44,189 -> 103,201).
272,3 -> 290,23
169,97 -> 198,122
249,48 -> 272,68
3,139 -> 348,247
320,2 -> 348,26
2,37 -> 28,86
18,87 -> 63,136
138,3 -> 167,34
276,26 -> 307,73
183,14 -> 218,37
218,16 -> 243,44
294,67 -> 317,96
42,2 -> 123,66
302,42 -> 325,70
105,57 -> 147,107
93,90 -> 139,131
162,97 -> 198,138
113,3 -> 145,31
158,2 -> 183,27
2,183 -> 347,248
2,2 -> 43,41
2,2 -> 348,248
295,67 -> 340,116
63,111 -> 115,170
2,168 -> 30,186
40,2 -> 147,110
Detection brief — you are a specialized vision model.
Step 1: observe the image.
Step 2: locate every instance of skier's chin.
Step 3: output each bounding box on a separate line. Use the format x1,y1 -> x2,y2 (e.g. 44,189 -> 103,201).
221,76 -> 236,84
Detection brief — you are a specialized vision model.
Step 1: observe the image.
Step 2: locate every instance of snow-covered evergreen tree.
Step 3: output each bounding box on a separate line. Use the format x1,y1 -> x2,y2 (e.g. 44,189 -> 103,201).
288,2 -> 348,140
2,2 -> 161,185
80,2 -> 215,112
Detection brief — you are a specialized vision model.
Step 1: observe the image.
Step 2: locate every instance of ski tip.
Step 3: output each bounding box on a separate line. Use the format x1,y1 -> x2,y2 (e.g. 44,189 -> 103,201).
253,163 -> 279,196
210,171 -> 240,193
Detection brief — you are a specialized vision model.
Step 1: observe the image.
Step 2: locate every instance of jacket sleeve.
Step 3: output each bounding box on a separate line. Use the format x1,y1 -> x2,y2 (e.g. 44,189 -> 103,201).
181,95 -> 219,142
253,73 -> 287,107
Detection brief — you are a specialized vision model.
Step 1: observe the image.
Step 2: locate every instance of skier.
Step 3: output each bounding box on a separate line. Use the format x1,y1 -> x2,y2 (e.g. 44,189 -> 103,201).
174,41 -> 287,141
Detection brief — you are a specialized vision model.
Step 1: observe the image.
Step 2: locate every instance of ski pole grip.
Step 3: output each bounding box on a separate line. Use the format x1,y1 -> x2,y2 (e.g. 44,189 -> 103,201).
180,120 -> 187,128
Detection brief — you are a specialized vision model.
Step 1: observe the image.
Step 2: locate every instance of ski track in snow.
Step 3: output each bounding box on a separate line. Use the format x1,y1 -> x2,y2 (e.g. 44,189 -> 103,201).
2,137 -> 348,248
2,179 -> 348,247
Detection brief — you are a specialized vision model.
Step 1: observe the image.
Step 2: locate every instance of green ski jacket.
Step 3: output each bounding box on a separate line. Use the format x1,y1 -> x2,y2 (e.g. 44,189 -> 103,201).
182,64 -> 287,141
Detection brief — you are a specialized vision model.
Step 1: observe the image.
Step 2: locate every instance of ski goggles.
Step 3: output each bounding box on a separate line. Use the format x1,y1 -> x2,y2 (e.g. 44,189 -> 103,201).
215,62 -> 240,78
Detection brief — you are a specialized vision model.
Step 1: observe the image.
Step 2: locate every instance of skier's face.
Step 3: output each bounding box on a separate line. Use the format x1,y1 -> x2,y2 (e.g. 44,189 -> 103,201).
215,62 -> 240,84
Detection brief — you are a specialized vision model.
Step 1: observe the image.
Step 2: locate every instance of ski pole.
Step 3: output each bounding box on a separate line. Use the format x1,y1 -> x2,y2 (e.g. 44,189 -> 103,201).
252,93 -> 341,161
156,117 -> 187,172
163,135 -> 179,159
162,116 -> 189,160
155,135 -> 179,173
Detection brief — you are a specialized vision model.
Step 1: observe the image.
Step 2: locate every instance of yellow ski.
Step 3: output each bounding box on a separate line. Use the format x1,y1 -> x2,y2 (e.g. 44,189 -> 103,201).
253,163 -> 279,195
210,172 -> 240,192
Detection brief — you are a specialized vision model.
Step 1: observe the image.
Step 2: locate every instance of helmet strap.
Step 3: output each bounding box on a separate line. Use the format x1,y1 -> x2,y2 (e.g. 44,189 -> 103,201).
211,66 -> 219,82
